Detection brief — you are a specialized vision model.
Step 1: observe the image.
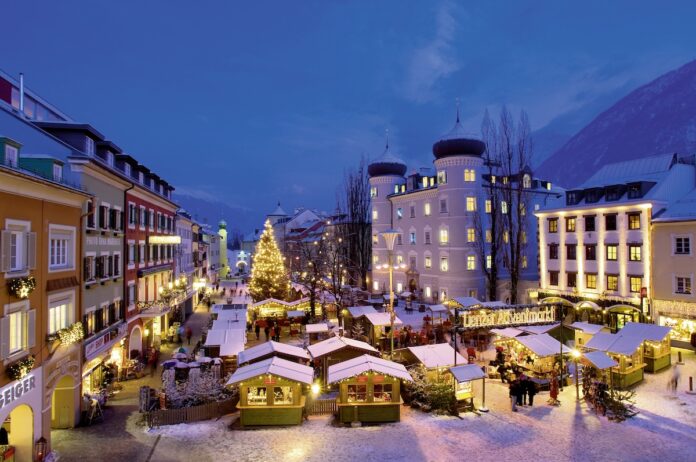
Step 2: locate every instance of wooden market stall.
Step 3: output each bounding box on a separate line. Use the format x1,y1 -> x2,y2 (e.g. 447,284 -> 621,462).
237,341 -> 310,366
226,356 -> 314,426
363,312 -> 404,349
307,336 -> 380,386
203,328 -> 247,374
328,354 -> 413,424
306,323 -> 330,344
448,364 -> 487,413
580,350 -> 618,413
345,305 -> 378,333
496,333 -> 572,383
570,322 -> 608,348
620,322 -> 672,373
584,331 -> 645,388
402,343 -> 467,383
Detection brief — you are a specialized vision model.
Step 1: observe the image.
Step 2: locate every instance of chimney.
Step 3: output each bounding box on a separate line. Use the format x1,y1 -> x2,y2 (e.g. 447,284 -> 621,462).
19,73 -> 25,114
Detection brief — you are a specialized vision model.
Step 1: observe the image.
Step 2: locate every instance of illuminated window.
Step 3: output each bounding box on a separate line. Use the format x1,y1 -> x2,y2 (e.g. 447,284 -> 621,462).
370,186 -> 378,198
485,200 -> 492,214
503,231 -> 509,243
440,257 -> 449,272
607,275 -> 619,291
491,175 -> 496,184
372,255 -> 379,264
548,218 -> 558,233
628,245 -> 642,262
424,255 -> 432,269
520,203 -> 526,216
396,282 -> 403,292
464,169 -> 476,182
248,387 -> 268,406
629,276 -> 642,293
676,276 -> 692,295
48,296 -> 72,334
467,228 -> 475,242
373,383 -> 393,402
425,286 -> 432,297
606,245 -> 618,261
394,185 -> 399,194
273,386 -> 294,405
396,208 -> 403,219
437,170 -> 447,185
8,308 -> 27,354
439,228 -> 449,244
585,273 -> 597,289
566,217 -> 576,232
485,229 -> 492,243
373,281 -> 380,291
372,234 -> 379,244
521,232 -> 527,244
522,174 -> 531,188
486,255 -> 492,269
422,177 -> 429,188
502,176 -> 509,185
567,272 -> 577,288
424,203 -> 431,216
372,209 -> 378,220
467,255 -> 476,270
628,212 -> 641,230
396,254 -> 404,265
466,197 -> 476,212
440,288 -> 448,300
501,201 -> 508,214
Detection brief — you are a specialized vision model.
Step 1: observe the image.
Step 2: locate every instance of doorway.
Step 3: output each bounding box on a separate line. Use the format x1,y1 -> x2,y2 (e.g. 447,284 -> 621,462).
4,404 -> 34,462
51,375 -> 76,429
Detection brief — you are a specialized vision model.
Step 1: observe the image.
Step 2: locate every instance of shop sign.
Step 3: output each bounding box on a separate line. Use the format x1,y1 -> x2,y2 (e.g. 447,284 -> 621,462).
264,376 -> 277,385
356,375 -> 369,383
85,323 -> 127,360
373,375 -> 385,383
460,306 -> 555,329
0,374 -> 36,410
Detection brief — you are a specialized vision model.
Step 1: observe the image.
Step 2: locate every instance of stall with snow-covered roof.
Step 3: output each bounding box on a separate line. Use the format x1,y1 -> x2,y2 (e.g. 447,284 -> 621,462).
328,355 -> 413,424
251,297 -> 316,319
307,336 -> 380,386
237,341 -> 310,366
584,331 -> 645,388
226,357 -> 314,426
620,322 -> 672,372
401,343 -> 466,383
203,328 -> 246,374
570,322 -> 608,348
497,333 -> 572,380
448,364 -> 487,412
362,312 -> 404,349
306,323 -> 330,344
344,305 -> 378,335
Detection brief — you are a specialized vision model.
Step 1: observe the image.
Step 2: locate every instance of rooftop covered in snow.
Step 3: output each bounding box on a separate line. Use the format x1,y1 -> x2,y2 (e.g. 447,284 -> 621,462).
407,343 -> 466,369
226,356 -> 314,386
237,341 -> 309,365
307,336 -> 379,359
328,354 -> 413,384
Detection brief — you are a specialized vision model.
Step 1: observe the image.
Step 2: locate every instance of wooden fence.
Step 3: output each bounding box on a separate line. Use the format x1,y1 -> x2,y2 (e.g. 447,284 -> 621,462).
145,397 -> 238,428
306,398 -> 337,416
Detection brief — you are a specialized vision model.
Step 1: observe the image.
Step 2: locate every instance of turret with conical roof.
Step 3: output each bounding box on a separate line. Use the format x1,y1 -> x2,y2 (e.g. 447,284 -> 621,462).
432,109 -> 486,159
368,140 -> 408,178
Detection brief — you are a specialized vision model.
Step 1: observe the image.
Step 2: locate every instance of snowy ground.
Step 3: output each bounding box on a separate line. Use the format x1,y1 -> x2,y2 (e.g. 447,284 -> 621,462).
144,349 -> 696,462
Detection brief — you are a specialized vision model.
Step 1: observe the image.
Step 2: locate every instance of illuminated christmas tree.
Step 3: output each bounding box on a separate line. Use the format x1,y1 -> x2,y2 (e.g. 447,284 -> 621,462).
248,219 -> 290,302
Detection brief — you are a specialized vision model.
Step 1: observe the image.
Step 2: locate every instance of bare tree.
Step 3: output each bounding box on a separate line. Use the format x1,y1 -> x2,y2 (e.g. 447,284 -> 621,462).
337,156 -> 371,289
294,235 -> 328,319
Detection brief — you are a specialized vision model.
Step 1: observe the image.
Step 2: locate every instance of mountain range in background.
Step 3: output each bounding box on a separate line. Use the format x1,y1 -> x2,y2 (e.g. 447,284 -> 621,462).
536,59 -> 696,187
177,59 -> 696,234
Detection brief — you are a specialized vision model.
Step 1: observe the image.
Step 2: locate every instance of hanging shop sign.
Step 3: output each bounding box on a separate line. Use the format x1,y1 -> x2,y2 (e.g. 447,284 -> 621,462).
148,235 -> 181,244
85,322 -> 127,361
459,306 -> 556,329
0,374 -> 37,410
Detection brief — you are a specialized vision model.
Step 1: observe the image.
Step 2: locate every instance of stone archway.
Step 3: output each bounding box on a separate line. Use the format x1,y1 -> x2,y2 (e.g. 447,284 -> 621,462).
129,325 -> 143,359
7,404 -> 34,462
51,375 -> 76,429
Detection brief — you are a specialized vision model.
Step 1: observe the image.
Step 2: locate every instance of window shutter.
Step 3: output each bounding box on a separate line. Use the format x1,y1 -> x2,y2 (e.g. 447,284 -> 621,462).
26,232 -> 37,269
27,309 -> 36,348
1,230 -> 11,272
0,316 -> 9,359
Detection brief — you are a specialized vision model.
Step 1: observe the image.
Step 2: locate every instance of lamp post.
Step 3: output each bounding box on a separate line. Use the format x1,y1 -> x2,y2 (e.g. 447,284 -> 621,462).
381,229 -> 399,359
572,349 -> 581,401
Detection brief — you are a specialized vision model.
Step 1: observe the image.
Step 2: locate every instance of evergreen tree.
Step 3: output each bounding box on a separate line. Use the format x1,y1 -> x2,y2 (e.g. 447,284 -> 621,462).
249,219 -> 290,302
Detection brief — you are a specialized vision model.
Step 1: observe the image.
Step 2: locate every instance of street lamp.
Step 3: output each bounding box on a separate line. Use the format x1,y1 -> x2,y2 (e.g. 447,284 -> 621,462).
572,349 -> 581,401
381,229 -> 399,359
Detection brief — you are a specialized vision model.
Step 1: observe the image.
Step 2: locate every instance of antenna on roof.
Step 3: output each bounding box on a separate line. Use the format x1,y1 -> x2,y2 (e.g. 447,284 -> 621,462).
385,128 -> 389,149
455,97 -> 460,123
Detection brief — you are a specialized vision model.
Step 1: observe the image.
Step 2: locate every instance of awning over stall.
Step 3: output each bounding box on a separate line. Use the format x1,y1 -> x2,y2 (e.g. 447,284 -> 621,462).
449,364 -> 486,383
516,333 -> 572,357
490,327 -> 525,338
306,323 -> 329,334
583,351 -> 618,370
620,322 -> 671,341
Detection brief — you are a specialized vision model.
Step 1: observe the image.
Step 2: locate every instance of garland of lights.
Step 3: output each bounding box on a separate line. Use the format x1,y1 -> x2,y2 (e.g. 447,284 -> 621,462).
47,322 -> 85,345
7,355 -> 35,380
7,276 -> 36,299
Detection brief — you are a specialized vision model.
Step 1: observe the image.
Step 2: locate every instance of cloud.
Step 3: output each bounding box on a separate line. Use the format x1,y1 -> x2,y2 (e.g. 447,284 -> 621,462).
291,184 -> 305,194
401,1 -> 462,104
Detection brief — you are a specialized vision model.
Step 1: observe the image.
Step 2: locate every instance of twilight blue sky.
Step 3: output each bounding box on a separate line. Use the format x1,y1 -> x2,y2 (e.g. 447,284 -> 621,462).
2,1 -> 696,230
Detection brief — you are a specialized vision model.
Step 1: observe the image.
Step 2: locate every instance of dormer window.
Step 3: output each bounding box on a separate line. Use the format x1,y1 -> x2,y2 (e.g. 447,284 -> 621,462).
627,183 -> 642,199
52,164 -> 62,182
522,174 -> 531,189
85,137 -> 95,155
139,172 -> 145,184
107,152 -> 114,166
4,144 -> 19,167
124,163 -> 131,177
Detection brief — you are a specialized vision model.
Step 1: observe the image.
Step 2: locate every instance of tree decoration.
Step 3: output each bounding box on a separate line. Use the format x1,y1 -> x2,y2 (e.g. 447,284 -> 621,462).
248,219 -> 290,302
48,322 -> 85,345
7,355 -> 35,380
7,276 -> 36,299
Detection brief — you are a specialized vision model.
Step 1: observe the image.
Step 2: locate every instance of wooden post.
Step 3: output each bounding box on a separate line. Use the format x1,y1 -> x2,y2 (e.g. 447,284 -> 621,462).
479,377 -> 489,412
677,351 -> 684,365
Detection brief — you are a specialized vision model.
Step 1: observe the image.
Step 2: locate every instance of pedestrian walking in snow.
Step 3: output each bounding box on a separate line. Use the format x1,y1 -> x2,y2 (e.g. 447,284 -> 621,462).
185,326 -> 193,345
274,323 -> 281,342
548,374 -> 560,406
509,379 -> 518,412
515,377 -> 524,406
669,365 -> 681,393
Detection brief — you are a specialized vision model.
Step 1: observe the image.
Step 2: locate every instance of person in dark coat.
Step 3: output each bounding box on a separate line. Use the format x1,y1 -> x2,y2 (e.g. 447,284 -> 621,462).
526,377 -> 538,406
254,323 -> 261,340
515,378 -> 524,406
509,379 -> 518,412
264,325 -> 270,340
498,363 -> 508,383
273,324 -> 281,342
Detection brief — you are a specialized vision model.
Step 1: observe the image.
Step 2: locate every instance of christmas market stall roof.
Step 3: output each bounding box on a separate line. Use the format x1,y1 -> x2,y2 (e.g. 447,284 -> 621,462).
287,310 -> 306,318
214,309 -> 248,322
348,306 -> 378,318
307,336 -> 378,359
570,322 -> 606,335
363,312 -> 403,327
226,356 -> 314,386
212,319 -> 247,331
490,327 -> 525,338
517,323 -> 560,335
427,304 -> 449,314
620,322 -> 671,342
237,341 -> 309,365
449,364 -> 486,383
252,298 -> 310,309
584,332 -> 644,356
407,344 -> 466,369
204,329 -> 246,356
328,354 -> 413,384
446,297 -> 482,309
306,323 -> 329,334
583,351 -> 618,370
515,333 -> 572,357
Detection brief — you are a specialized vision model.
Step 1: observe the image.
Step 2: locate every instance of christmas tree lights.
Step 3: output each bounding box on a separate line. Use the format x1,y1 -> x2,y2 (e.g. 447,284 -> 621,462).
249,219 -> 290,302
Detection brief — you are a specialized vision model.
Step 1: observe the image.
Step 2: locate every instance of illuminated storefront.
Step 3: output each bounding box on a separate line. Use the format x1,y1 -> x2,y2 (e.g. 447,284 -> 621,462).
654,299 -> 696,347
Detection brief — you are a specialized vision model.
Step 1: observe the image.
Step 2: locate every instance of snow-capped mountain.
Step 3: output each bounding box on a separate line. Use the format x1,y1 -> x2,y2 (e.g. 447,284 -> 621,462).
537,59 -> 696,187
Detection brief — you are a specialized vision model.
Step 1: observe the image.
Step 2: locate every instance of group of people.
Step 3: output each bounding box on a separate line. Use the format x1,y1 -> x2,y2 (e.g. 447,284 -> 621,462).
253,320 -> 282,342
508,374 -> 539,411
